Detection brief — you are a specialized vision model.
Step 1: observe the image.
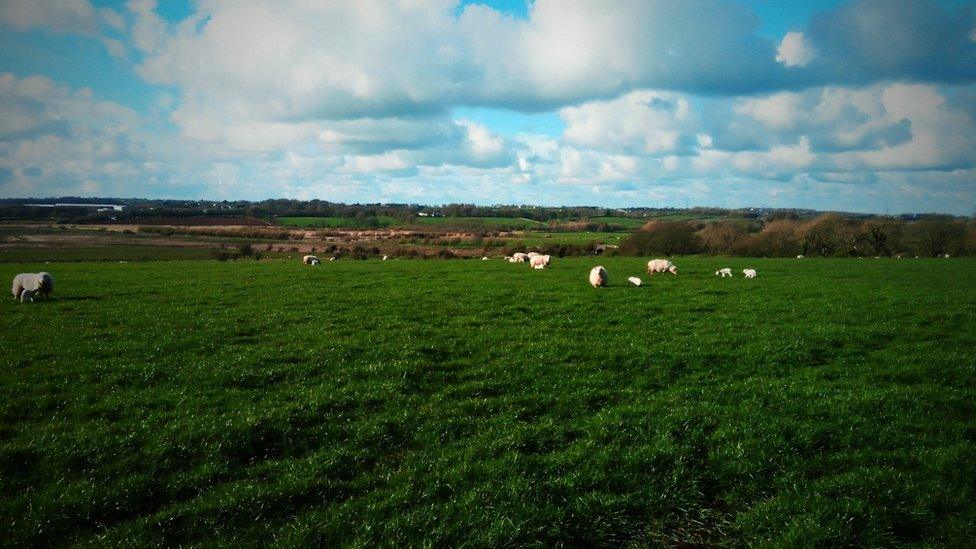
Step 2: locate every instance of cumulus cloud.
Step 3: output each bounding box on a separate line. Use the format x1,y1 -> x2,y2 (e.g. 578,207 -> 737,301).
776,31 -> 815,67
804,0 -> 976,85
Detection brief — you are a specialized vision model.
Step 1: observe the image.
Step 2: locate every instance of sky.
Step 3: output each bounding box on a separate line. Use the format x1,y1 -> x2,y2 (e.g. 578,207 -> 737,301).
0,0 -> 975,214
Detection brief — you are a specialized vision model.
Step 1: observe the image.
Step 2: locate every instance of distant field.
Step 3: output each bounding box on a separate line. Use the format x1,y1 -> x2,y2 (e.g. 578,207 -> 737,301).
276,216 -> 399,228
583,216 -> 649,228
2,258 -> 974,545
101,217 -> 270,226
411,216 -> 544,229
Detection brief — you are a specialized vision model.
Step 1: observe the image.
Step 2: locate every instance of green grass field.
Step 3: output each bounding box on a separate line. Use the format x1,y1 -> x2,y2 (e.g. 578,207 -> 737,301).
2,258 -> 974,545
275,216 -> 400,228
411,216 -> 544,229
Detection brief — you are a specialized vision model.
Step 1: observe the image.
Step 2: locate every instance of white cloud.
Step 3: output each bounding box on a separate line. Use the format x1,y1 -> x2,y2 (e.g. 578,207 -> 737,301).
560,91 -> 698,156
775,31 -> 815,67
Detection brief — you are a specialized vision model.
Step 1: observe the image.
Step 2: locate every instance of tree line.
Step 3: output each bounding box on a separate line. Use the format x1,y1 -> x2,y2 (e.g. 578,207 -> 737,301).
619,215 -> 976,257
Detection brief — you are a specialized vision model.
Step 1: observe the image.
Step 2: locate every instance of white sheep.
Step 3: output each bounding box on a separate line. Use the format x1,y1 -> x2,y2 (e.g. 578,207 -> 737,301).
796,255 -> 804,259
302,255 -> 319,265
529,254 -> 551,269
527,252 -> 541,258
589,266 -> 608,288
482,256 -> 489,261
512,252 -> 529,263
382,255 -> 388,260
11,273 -> 48,300
715,268 -> 733,277
743,268 -> 757,278
19,288 -> 35,303
646,259 -> 677,275
627,276 -> 642,286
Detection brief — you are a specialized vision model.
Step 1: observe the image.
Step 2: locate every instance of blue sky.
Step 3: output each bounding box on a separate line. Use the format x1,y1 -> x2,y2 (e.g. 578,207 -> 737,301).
1,0 -> 975,214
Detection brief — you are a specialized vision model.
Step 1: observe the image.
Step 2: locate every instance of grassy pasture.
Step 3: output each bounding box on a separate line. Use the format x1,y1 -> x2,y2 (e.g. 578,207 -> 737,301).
410,216 -> 543,229
275,216 -> 399,228
1,258 -> 974,545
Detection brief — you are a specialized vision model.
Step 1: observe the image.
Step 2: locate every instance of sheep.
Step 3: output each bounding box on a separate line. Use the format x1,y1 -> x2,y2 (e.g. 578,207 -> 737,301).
589,266 -> 608,288
627,276 -> 642,286
482,256 -> 489,261
529,254 -> 551,269
527,252 -> 541,258
19,288 -> 35,303
647,259 -> 677,275
796,255 -> 804,259
10,273 -> 44,299
382,255 -> 388,261
715,268 -> 733,278
311,259 -> 320,265
742,268 -> 757,279
36,272 -> 53,298
512,252 -> 529,263
302,255 -> 319,265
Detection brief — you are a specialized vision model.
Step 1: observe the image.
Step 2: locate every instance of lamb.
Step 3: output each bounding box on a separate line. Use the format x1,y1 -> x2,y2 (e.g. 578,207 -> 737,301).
19,288 -> 35,303
647,259 -> 677,275
589,266 -> 608,288
482,256 -> 489,261
11,273 -> 48,301
742,268 -> 757,278
627,276 -> 642,286
529,254 -> 551,269
511,253 -> 529,263
715,268 -> 733,278
36,272 -> 53,298
526,252 -> 541,258
382,255 -> 388,261
796,255 -> 804,259
302,255 -> 319,265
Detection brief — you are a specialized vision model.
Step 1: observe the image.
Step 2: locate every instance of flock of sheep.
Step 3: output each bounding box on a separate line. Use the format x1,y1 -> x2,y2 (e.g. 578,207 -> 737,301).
586,260 -> 757,288
10,272 -> 53,303
9,256 -> 758,304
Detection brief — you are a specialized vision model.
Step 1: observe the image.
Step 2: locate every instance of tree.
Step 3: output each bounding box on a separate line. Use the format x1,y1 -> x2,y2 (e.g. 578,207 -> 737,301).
697,221 -> 747,254
620,221 -> 700,256
909,217 -> 967,257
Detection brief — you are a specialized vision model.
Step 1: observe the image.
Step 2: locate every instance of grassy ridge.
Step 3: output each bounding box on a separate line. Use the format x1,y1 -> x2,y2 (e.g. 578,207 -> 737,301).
1,258 -> 974,545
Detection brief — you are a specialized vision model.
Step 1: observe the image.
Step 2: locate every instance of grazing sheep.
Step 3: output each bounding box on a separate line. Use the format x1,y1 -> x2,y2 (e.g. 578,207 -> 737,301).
627,276 -> 642,286
482,256 -> 489,261
589,266 -> 608,288
743,268 -> 757,279
11,273 -> 46,300
796,255 -> 804,259
19,288 -> 35,303
529,254 -> 551,269
512,252 -> 529,263
527,252 -> 541,258
715,268 -> 733,278
302,255 -> 319,265
382,255 -> 388,260
329,256 -> 337,262
647,259 -> 677,275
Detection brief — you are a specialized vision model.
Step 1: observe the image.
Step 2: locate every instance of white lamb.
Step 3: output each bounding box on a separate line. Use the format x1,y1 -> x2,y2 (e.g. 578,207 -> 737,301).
715,268 -> 733,278
742,268 -> 757,279
627,276 -> 642,286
